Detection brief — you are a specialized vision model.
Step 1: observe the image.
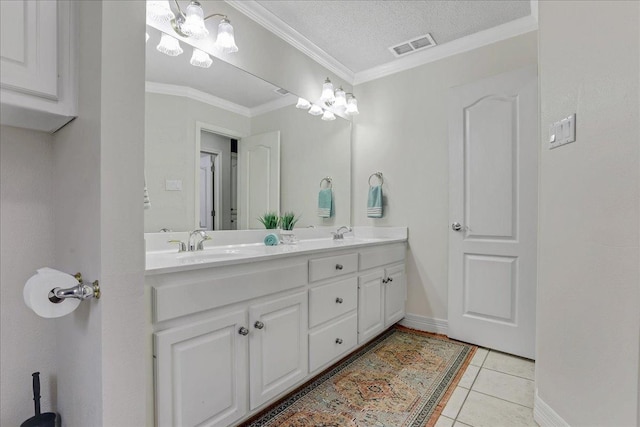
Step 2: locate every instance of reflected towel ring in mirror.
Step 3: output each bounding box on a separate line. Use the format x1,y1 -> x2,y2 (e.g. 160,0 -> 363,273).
320,177 -> 333,189
368,172 -> 384,187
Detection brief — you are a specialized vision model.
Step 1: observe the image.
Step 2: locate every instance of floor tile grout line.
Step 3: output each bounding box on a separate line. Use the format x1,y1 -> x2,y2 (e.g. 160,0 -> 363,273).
479,365 -> 535,381
467,388 -> 535,410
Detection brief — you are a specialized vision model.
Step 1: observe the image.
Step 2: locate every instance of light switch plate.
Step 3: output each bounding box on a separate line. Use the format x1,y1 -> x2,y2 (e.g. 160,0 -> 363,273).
549,113 -> 576,149
165,179 -> 182,191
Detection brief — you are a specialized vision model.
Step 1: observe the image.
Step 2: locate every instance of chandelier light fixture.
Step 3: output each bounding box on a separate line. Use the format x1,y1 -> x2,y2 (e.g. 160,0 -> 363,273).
147,0 -> 239,68
296,77 -> 359,120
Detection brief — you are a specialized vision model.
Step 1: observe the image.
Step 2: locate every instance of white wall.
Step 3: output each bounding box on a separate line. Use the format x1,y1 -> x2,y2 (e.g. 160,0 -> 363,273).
145,92 -> 250,232
536,2 -> 640,425
0,126 -> 57,425
52,1 -> 147,426
251,107 -> 352,228
352,32 -> 538,322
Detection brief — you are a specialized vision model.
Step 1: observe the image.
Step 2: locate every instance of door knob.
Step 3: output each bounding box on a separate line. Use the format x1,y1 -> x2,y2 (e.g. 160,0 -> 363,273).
238,327 -> 249,336
254,321 -> 264,329
452,222 -> 463,231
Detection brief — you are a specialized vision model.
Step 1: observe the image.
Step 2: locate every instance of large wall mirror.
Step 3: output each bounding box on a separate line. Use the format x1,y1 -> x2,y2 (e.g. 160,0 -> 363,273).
144,27 -> 352,233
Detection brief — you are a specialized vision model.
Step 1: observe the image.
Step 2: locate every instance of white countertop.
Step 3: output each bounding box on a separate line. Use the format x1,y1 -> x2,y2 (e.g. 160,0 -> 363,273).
145,227 -> 407,275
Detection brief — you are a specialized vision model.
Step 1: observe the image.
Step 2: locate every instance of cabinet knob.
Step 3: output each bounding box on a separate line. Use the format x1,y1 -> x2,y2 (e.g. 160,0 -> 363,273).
382,278 -> 388,284
335,297 -> 343,304
254,321 -> 265,329
335,338 -> 343,344
238,327 -> 249,336
335,264 -> 343,270
388,277 -> 393,283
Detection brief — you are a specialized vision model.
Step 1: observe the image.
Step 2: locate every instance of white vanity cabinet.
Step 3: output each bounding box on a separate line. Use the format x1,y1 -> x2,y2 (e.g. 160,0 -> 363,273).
248,291 -> 307,409
358,244 -> 408,343
0,0 -> 77,132
148,239 -> 407,427
154,310 -> 248,427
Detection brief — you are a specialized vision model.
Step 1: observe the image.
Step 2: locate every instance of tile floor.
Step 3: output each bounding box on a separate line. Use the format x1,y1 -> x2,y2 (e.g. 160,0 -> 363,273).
435,347 -> 538,427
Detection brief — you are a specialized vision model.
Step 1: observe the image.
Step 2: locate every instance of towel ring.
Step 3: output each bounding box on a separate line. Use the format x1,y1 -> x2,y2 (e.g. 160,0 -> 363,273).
320,177 -> 332,189
368,172 -> 384,187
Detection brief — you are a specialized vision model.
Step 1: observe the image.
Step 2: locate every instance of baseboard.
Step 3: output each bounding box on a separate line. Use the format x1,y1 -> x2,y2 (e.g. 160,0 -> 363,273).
399,313 -> 448,335
534,389 -> 570,427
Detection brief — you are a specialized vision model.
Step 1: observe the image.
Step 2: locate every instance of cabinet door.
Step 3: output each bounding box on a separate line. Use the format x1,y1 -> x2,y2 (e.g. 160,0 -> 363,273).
384,264 -> 407,327
154,310 -> 248,427
249,291 -> 308,409
0,0 -> 58,99
358,271 -> 385,344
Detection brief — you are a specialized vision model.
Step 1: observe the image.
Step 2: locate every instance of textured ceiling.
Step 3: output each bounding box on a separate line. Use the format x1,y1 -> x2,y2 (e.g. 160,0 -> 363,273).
254,0 -> 531,73
146,28 -> 288,108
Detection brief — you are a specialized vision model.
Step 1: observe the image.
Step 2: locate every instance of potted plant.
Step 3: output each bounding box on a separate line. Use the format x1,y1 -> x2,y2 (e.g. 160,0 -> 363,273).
279,211 -> 299,244
257,212 -> 280,229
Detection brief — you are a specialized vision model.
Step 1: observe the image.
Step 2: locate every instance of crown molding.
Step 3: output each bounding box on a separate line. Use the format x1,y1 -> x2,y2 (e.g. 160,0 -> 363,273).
250,95 -> 297,117
225,0 -> 355,83
145,81 -> 252,117
353,15 -> 538,85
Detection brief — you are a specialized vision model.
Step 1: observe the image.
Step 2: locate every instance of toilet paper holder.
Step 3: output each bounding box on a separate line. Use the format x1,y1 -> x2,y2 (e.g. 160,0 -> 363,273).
48,273 -> 101,303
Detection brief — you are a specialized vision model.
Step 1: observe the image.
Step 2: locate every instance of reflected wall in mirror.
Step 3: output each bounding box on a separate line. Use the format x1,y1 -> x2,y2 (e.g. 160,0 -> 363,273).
144,28 -> 352,233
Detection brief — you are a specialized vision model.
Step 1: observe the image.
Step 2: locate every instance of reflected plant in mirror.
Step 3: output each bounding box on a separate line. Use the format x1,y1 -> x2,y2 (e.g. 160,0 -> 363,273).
258,212 -> 280,230
144,5 -> 352,234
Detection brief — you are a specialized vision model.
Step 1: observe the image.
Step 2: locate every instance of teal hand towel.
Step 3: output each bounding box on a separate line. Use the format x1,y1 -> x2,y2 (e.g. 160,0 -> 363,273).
264,233 -> 279,246
367,185 -> 383,218
318,188 -> 333,218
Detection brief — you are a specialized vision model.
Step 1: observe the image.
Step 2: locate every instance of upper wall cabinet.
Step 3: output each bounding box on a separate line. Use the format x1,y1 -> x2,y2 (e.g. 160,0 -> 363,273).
0,0 -> 77,133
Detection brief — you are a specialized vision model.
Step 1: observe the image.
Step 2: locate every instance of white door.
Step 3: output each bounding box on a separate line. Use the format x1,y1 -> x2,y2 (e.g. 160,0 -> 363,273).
358,270 -> 385,344
249,291 -> 307,410
230,153 -> 238,230
154,311 -> 248,427
238,131 -> 280,229
448,65 -> 538,359
199,154 -> 214,230
384,264 -> 406,327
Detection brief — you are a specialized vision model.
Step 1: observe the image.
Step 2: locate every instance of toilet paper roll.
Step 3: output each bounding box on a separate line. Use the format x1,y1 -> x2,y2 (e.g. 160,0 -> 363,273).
23,268 -> 81,318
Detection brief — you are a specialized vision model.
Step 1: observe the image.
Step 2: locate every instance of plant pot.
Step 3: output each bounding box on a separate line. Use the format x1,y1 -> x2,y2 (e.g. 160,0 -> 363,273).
279,229 -> 297,245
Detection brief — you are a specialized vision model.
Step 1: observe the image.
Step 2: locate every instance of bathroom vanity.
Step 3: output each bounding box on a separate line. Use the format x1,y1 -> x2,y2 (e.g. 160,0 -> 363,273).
145,228 -> 407,427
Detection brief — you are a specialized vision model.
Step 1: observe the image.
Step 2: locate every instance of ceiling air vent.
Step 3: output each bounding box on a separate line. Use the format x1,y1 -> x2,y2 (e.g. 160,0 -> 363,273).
273,87 -> 289,96
389,33 -> 437,58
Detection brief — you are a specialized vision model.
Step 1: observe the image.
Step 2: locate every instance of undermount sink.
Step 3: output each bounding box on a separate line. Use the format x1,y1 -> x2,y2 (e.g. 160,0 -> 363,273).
176,247 -> 263,262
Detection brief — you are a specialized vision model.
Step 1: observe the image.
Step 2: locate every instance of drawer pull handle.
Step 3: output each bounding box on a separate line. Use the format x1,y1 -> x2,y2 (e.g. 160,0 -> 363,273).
335,297 -> 343,304
335,264 -> 344,270
238,327 -> 249,336
254,321 -> 265,329
335,338 -> 343,344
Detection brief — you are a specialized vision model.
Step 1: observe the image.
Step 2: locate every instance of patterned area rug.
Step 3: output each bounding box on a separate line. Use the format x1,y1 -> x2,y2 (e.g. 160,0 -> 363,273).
241,327 -> 476,427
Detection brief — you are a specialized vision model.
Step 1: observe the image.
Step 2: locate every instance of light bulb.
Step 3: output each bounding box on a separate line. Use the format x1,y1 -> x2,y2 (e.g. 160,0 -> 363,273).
308,104 -> 323,116
215,18 -> 238,53
190,48 -> 212,68
334,87 -> 347,108
157,33 -> 183,56
321,110 -> 336,121
181,1 -> 209,39
147,0 -> 175,24
345,97 -> 359,115
296,98 -> 311,109
320,78 -> 335,104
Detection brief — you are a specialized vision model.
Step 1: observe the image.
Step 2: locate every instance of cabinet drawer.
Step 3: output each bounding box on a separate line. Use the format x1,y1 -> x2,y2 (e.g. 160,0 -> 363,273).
309,277 -> 357,328
309,313 -> 357,372
359,243 -> 406,271
309,253 -> 358,282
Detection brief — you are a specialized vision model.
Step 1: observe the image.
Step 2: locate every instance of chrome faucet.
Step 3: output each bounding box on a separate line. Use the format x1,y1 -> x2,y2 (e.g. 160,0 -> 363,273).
188,229 -> 211,251
332,226 -> 352,240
